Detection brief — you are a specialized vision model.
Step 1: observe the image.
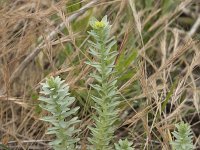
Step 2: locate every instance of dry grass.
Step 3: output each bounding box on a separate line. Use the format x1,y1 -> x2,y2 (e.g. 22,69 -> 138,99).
0,0 -> 199,149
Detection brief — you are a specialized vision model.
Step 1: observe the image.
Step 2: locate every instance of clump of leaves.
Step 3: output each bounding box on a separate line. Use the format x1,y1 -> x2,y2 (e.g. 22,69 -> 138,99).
171,122 -> 194,150
39,76 -> 80,150
86,16 -> 120,150
114,139 -> 134,150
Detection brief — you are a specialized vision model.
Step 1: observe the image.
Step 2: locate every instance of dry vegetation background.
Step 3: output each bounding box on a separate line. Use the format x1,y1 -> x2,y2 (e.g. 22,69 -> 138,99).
0,0 -> 200,149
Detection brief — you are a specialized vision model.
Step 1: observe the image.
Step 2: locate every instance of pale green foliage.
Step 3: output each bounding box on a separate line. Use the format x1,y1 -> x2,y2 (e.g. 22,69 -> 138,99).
171,122 -> 194,150
39,76 -> 80,150
86,15 -> 120,150
114,139 -> 134,150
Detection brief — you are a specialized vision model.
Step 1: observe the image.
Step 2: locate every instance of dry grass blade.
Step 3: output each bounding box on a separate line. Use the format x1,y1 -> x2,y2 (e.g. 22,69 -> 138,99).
0,0 -> 99,95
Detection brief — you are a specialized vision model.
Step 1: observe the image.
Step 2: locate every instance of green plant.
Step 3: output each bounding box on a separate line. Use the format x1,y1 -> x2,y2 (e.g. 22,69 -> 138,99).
86,16 -> 120,150
114,139 -> 134,150
170,122 -> 194,150
0,144 -> 11,150
39,76 -> 80,150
